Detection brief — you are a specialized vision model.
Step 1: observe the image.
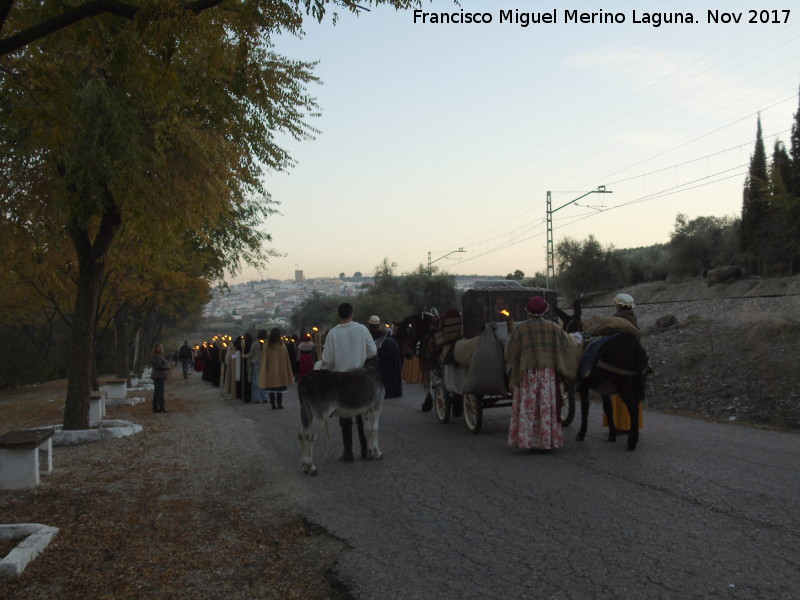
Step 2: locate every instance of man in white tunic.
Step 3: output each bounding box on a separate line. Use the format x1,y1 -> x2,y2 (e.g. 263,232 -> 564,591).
318,302 -> 377,462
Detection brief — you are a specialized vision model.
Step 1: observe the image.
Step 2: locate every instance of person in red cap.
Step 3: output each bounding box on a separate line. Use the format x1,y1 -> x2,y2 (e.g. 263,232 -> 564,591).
504,295 -> 579,452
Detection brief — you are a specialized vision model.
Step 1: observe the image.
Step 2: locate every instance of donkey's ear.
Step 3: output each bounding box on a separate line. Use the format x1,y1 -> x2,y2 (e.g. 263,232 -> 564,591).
573,299 -> 582,320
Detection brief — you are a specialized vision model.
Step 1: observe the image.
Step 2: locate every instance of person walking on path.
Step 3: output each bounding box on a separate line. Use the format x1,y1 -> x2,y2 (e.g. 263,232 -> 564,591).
296,333 -> 317,380
318,302 -> 377,462
605,293 -> 642,432
259,328 -> 294,409
368,315 -> 403,399
505,296 -> 579,452
178,341 -> 193,379
150,343 -> 171,413
245,329 -> 268,404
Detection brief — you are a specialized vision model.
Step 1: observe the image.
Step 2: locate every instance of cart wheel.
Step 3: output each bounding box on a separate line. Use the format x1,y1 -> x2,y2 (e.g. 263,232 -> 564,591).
434,385 -> 451,424
560,380 -> 575,427
463,394 -> 483,434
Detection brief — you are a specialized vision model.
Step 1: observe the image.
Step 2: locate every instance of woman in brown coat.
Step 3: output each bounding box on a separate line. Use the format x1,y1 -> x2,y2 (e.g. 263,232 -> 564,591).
259,328 -> 294,409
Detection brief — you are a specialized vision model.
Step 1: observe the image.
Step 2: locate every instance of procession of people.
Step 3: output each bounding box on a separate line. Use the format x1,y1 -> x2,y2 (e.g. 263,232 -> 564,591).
161,289 -> 639,458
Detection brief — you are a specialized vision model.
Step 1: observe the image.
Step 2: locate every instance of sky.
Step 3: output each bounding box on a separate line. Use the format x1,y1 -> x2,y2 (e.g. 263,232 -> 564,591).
228,0 -> 800,284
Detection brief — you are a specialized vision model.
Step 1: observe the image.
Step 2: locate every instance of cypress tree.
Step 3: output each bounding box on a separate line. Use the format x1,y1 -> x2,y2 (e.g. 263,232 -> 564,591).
741,116 -> 770,273
788,85 -> 800,197
784,86 -> 800,273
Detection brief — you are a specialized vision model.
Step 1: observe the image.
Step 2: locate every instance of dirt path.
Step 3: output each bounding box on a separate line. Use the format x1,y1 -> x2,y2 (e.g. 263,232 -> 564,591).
0,375 -> 347,600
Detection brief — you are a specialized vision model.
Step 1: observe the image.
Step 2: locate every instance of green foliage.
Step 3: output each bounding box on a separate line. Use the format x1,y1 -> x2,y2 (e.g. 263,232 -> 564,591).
555,235 -> 623,299
400,264 -> 458,313
353,293 -> 412,325
521,272 -> 548,289
290,291 -> 347,332
668,213 -> 740,277
1,0 -> 436,426
741,117 -> 771,272
738,97 -> 800,275
290,259 -> 459,331
370,258 -> 402,296
505,269 -> 525,281
614,244 -> 670,283
789,85 -> 800,197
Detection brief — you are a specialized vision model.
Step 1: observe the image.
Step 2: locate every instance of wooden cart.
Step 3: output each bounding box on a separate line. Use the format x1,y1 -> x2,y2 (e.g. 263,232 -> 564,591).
430,281 -> 575,433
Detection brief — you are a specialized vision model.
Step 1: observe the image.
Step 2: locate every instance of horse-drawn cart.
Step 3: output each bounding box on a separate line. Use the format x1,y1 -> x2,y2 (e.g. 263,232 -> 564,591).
426,281 -> 575,433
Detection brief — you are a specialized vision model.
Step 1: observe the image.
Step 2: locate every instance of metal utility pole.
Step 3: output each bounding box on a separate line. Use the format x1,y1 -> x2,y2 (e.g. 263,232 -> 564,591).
428,248 -> 466,275
546,186 -> 612,288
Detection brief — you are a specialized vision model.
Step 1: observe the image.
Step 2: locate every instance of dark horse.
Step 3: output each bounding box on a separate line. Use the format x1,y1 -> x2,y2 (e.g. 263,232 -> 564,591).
393,310 -> 439,411
575,332 -> 650,451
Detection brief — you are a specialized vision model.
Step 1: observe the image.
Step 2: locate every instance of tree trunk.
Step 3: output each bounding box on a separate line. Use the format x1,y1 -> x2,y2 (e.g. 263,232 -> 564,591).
131,316 -> 143,376
114,303 -> 131,380
63,203 -> 121,430
139,306 -> 160,368
63,257 -> 105,430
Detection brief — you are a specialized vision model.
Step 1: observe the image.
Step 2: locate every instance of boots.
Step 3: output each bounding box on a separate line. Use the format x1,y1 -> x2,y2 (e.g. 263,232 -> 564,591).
269,392 -> 277,410
339,419 -> 354,462
277,393 -> 283,409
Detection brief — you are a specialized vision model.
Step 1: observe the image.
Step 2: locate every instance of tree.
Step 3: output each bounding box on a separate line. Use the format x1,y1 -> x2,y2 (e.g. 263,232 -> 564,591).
362,259 -> 458,317
354,293 -> 411,325
399,264 -> 458,313
668,213 -> 739,277
788,85 -> 800,198
555,235 -> 623,300
505,269 -> 525,281
369,258 -> 402,296
0,1 -> 422,56
741,116 -> 770,273
614,244 -> 670,284
762,140 -> 800,274
290,291 -> 346,332
2,0 -> 432,428
521,272 -> 548,289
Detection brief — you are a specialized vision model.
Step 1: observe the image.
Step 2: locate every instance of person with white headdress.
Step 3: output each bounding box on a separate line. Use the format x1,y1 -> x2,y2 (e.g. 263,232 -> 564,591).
605,292 -> 642,433
504,296 -> 579,453
612,293 -> 638,328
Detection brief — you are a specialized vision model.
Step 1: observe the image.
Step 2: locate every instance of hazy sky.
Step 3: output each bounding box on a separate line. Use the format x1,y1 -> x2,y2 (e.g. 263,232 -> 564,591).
230,0 -> 800,283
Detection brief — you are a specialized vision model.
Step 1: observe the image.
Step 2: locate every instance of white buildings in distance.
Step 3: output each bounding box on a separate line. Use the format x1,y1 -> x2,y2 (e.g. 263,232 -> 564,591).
203,270 -> 493,325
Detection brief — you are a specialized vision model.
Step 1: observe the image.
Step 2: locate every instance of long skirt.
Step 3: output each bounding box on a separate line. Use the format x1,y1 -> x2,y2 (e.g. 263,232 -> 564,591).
508,367 -> 563,451
402,356 -> 423,383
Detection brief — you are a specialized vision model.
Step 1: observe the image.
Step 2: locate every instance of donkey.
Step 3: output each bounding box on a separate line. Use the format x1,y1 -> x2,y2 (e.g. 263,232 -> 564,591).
575,332 -> 650,451
553,298 -> 583,333
298,356 -> 384,475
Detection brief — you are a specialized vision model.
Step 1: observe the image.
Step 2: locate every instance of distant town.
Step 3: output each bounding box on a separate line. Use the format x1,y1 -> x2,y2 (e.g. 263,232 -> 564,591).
203,270 -> 502,326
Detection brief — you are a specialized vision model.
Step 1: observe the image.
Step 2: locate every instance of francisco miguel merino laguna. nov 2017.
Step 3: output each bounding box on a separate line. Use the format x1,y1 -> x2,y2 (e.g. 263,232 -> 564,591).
412,8 -> 792,27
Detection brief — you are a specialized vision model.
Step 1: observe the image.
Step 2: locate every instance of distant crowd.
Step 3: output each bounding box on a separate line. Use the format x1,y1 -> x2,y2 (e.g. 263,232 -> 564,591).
180,317 -> 407,407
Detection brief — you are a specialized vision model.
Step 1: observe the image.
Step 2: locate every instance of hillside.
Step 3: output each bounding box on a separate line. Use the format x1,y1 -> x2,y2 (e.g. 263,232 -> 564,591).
585,274 -> 800,306
578,275 -> 800,431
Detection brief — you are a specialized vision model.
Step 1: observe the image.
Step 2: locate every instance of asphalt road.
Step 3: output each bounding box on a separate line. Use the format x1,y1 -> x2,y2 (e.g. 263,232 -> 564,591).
238,383 -> 800,600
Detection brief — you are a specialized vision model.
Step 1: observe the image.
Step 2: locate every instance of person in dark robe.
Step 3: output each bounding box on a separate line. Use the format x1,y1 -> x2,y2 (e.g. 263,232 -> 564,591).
241,333 -> 252,403
198,345 -> 210,382
285,334 -> 299,381
368,315 -> 403,399
209,340 -> 221,387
